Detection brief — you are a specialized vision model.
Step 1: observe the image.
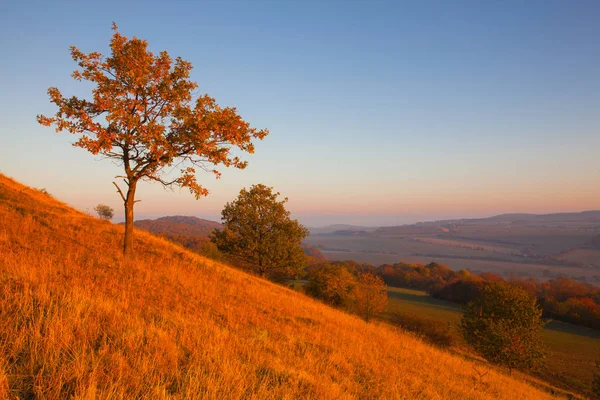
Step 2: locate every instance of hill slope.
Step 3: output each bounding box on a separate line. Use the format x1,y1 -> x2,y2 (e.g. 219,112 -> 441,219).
0,174 -> 559,399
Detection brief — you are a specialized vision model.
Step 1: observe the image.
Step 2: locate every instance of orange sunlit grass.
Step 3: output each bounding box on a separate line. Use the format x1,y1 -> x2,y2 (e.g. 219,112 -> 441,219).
0,173 -> 559,399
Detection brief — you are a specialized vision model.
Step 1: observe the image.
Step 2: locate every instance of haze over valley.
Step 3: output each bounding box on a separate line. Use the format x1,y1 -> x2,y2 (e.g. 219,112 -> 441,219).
306,211 -> 600,282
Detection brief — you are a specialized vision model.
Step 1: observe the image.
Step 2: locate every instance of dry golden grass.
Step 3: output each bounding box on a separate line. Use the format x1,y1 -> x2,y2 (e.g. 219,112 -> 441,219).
0,174 -> 563,399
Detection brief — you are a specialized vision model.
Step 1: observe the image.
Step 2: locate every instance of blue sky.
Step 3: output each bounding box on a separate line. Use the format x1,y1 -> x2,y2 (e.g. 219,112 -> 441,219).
1,0 -> 599,226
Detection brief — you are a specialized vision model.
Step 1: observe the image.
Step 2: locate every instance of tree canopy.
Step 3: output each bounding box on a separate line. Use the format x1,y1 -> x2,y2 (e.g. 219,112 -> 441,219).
210,184 -> 308,279
348,272 -> 388,322
38,23 -> 268,255
307,263 -> 357,306
460,283 -> 547,372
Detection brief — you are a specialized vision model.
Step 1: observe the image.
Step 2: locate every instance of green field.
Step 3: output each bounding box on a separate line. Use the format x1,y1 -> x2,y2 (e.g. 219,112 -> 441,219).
386,287 -> 463,322
385,287 -> 600,396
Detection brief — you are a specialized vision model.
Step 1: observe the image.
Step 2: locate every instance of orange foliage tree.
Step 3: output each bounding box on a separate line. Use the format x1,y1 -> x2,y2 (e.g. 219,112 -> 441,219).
38,24 -> 268,255
349,272 -> 388,322
307,263 -> 357,306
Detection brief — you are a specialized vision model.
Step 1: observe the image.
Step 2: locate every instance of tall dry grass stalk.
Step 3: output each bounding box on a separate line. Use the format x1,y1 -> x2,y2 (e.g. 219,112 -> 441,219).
0,174 -> 562,399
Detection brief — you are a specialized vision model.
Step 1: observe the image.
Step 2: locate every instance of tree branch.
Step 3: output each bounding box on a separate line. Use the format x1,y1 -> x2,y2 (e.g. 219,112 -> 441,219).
112,181 -> 126,202
145,174 -> 180,187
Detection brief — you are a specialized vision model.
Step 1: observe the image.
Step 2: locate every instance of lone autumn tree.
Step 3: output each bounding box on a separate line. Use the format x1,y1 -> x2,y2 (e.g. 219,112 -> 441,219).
37,24 -> 268,255
460,283 -> 547,373
210,184 -> 308,279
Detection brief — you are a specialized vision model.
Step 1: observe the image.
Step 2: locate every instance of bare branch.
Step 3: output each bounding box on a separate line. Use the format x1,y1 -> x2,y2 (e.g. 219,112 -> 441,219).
112,181 -> 126,202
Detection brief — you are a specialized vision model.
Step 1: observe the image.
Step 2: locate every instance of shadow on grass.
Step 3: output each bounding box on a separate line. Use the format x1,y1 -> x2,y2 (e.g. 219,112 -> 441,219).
544,320 -> 600,340
387,288 -> 463,314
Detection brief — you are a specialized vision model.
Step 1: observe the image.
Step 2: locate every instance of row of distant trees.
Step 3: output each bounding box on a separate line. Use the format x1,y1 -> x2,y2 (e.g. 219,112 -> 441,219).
376,261 -> 600,330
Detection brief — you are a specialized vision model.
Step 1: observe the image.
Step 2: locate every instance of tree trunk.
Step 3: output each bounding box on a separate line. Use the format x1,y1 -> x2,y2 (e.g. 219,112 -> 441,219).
123,181 -> 137,256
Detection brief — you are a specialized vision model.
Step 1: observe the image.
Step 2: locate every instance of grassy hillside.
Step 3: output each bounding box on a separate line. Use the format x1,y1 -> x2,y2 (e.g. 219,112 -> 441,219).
0,174 -> 561,399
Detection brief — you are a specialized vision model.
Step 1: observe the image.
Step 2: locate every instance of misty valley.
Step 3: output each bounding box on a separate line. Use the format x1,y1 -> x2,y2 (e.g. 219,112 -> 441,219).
305,211 -> 600,283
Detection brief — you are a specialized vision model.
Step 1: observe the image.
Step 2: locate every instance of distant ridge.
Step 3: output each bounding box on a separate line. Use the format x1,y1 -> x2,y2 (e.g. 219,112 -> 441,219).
466,210 -> 600,224
309,224 -> 377,235
375,210 -> 600,232
307,212 -> 600,237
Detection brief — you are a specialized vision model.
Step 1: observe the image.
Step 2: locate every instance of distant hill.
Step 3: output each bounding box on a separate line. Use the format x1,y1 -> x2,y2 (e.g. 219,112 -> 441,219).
135,215 -> 222,238
373,210 -> 600,235
461,211 -> 600,225
307,211 -> 600,276
133,216 -> 223,256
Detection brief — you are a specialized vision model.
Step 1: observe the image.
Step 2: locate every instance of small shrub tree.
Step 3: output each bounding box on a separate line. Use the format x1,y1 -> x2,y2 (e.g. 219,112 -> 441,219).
210,184 -> 309,279
307,263 -> 357,306
94,204 -> 114,220
460,283 -> 547,373
38,188 -> 52,197
348,272 -> 388,322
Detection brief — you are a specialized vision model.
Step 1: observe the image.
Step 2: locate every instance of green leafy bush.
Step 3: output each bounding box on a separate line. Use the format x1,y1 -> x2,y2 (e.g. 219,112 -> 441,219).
460,283 -> 547,373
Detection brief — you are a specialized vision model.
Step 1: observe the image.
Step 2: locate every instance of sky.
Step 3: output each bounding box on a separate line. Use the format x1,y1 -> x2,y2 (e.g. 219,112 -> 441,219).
1,0 -> 599,226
